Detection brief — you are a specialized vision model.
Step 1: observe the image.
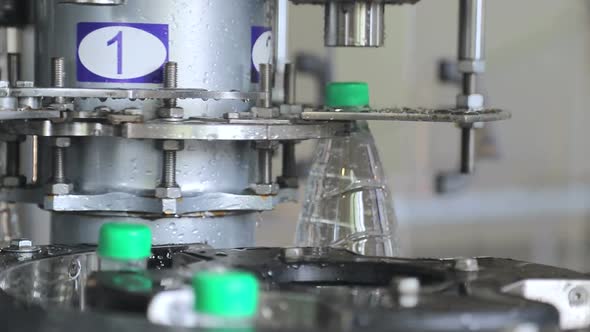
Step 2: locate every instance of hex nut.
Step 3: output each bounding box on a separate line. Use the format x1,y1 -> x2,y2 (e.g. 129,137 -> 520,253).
250,183 -> 280,196
458,60 -> 486,74
161,198 -> 178,215
46,182 -> 73,195
251,106 -> 280,119
10,239 -> 33,249
155,186 -> 182,199
158,140 -> 185,151
457,94 -> 484,109
158,107 -> 185,119
2,176 -> 26,187
52,137 -> 71,148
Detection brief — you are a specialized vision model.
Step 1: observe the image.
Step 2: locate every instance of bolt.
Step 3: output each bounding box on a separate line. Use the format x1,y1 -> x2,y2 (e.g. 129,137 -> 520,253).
46,139 -> 71,191
163,61 -> 178,108
156,140 -> 184,199
162,150 -> 177,188
51,57 -> 66,104
454,257 -> 479,272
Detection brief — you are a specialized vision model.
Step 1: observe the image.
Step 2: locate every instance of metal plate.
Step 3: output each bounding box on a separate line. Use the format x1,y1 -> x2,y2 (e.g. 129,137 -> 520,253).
0,188 -> 297,215
0,87 -> 263,101
0,119 -> 349,140
301,107 -> 511,124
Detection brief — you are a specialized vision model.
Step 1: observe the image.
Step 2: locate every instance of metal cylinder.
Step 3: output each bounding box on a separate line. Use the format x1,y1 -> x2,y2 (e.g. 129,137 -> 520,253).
462,73 -> 477,95
458,0 -> 485,61
325,1 -> 385,47
5,141 -> 20,177
7,53 -> 21,86
284,63 -> 296,104
258,148 -> 273,185
460,127 -> 476,174
34,0 -> 269,246
259,63 -> 273,108
282,142 -> 296,178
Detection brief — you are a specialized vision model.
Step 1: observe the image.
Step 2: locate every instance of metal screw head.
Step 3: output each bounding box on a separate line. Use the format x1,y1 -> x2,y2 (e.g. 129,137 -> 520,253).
454,257 -> 479,272
158,140 -> 185,151
52,137 -> 71,148
569,286 -> 589,307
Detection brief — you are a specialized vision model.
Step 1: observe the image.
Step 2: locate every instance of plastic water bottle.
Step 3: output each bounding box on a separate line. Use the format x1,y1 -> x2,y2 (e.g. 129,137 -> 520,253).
295,82 -> 398,256
97,222 -> 152,271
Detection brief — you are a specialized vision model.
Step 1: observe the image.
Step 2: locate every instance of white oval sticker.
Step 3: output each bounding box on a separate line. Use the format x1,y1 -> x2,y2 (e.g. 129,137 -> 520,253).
78,26 -> 167,80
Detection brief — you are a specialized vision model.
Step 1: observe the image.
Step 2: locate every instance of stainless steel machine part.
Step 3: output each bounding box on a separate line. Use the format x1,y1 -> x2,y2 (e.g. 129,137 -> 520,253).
34,0 -> 270,246
325,1 -> 385,47
457,0 -> 485,174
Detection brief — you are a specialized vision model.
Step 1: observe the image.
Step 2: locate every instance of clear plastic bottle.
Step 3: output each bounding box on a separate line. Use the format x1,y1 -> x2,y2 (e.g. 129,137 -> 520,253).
97,222 -> 152,271
295,82 -> 398,256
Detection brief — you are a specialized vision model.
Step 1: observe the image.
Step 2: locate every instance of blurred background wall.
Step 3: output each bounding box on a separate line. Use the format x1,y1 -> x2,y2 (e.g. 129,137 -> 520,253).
256,0 -> 590,272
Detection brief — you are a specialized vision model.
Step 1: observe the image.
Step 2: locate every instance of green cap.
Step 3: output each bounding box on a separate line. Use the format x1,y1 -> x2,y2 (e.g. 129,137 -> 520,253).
325,82 -> 370,108
193,271 -> 259,318
98,223 -> 152,261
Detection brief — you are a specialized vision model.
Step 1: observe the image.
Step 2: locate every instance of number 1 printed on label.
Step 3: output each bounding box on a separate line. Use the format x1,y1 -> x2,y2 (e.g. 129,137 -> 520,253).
107,31 -> 123,75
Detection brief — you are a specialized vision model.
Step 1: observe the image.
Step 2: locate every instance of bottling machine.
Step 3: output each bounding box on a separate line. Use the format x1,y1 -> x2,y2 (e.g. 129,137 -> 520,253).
0,0 -> 588,331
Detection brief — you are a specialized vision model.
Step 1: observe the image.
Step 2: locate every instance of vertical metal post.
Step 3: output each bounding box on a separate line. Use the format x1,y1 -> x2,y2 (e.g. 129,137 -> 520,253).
457,0 -> 485,174
258,149 -> 273,185
7,53 -> 20,87
284,63 -> 296,105
259,63 -> 273,108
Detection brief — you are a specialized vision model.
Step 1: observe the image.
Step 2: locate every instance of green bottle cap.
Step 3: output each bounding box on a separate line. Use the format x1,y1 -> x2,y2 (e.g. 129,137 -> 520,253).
193,271 -> 259,318
98,223 -> 152,261
325,82 -> 370,109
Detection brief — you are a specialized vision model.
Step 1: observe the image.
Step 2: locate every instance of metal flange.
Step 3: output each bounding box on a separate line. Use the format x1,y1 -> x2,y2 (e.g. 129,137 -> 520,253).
0,118 -> 350,141
0,87 -> 263,102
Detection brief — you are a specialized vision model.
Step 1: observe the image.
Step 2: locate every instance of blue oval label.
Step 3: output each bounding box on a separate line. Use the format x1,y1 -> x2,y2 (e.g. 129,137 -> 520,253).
77,22 -> 169,84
